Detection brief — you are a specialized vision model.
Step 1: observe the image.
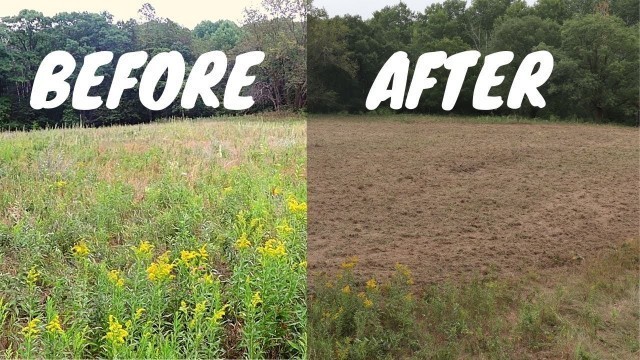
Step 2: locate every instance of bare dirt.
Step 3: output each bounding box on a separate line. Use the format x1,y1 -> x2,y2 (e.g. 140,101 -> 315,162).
308,116 -> 640,285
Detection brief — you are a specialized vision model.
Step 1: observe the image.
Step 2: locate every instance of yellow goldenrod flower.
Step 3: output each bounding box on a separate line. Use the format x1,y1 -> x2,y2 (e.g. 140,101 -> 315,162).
287,196 -> 307,213
395,263 -> 414,285
104,315 -> 128,345
200,273 -> 214,285
45,315 -> 64,335
134,308 -> 146,320
198,244 -> 208,259
180,250 -> 199,266
251,292 -> 262,308
363,298 -> 373,308
276,220 -> 294,235
131,240 -> 154,256
271,187 -> 282,196
21,318 -> 41,338
209,304 -> 229,324
147,251 -> 175,282
341,285 -> 351,294
107,270 -> 125,287
340,256 -> 358,270
72,241 -> 90,257
366,278 -> 377,290
234,233 -> 251,250
257,239 -> 287,258
26,266 -> 40,286
194,301 -> 207,316
179,301 -> 189,314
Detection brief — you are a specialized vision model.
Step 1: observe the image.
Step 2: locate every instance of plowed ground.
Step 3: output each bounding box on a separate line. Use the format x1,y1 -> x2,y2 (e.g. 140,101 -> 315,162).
308,116 -> 639,285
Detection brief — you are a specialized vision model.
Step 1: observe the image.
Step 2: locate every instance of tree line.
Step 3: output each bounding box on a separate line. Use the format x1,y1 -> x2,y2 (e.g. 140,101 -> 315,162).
0,1 -> 306,129
308,0 -> 639,124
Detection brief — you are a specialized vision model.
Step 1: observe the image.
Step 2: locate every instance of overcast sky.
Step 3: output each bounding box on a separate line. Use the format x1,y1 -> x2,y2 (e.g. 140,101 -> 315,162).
315,0 -> 535,18
0,1 -> 261,28
315,0 -> 437,18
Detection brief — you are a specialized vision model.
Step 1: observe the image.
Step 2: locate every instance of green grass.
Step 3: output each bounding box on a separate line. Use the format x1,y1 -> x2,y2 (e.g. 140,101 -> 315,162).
309,240 -> 639,359
0,117 -> 307,358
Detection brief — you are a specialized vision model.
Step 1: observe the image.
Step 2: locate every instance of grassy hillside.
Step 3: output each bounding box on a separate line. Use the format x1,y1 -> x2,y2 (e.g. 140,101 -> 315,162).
0,117 -> 307,358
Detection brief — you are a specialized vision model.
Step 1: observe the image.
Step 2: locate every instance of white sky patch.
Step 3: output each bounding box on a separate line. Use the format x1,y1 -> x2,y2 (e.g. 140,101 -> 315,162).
0,0 -> 262,28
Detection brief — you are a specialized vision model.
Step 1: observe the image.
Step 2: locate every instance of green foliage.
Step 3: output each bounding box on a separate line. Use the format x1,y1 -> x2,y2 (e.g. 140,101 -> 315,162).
549,14 -> 639,122
0,2 -> 306,129
309,240 -> 639,359
309,0 -> 639,124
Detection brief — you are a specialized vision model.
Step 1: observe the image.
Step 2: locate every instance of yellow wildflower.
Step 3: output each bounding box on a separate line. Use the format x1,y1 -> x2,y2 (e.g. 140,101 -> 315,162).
104,315 -> 128,345
147,251 -> 175,282
131,241 -> 154,256
134,308 -> 146,320
395,263 -> 414,285
342,285 -> 351,294
55,180 -> 67,189
271,187 -> 282,196
257,239 -> 287,257
72,241 -> 90,257
341,256 -> 358,270
251,292 -> 262,308
194,301 -> 207,316
287,196 -> 307,213
234,233 -> 251,250
26,266 -> 40,286
356,291 -> 373,307
198,244 -> 208,259
45,315 -> 64,335
363,298 -> 373,308
180,250 -> 199,266
200,273 -> 214,285
209,304 -> 229,324
223,186 -> 233,194
366,278 -> 378,290
107,270 -> 125,287
179,301 -> 189,314
21,318 -> 41,338
276,220 -> 294,235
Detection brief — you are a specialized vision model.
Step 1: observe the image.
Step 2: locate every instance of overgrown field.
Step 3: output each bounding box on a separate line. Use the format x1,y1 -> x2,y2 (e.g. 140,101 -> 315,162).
0,117 -> 307,358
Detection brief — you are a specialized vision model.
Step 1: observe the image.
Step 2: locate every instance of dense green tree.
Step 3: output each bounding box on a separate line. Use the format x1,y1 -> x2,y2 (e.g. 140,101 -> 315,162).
241,0 -> 307,110
549,14 -> 638,122
308,0 -> 638,124
307,9 -> 357,112
193,20 -> 242,54
0,2 -> 305,129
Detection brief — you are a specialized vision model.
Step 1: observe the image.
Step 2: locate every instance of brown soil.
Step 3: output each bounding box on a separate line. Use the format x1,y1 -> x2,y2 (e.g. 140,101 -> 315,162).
308,116 -> 640,285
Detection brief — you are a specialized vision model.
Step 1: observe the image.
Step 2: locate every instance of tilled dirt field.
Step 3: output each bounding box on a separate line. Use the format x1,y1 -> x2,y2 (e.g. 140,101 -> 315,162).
308,116 -> 639,285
